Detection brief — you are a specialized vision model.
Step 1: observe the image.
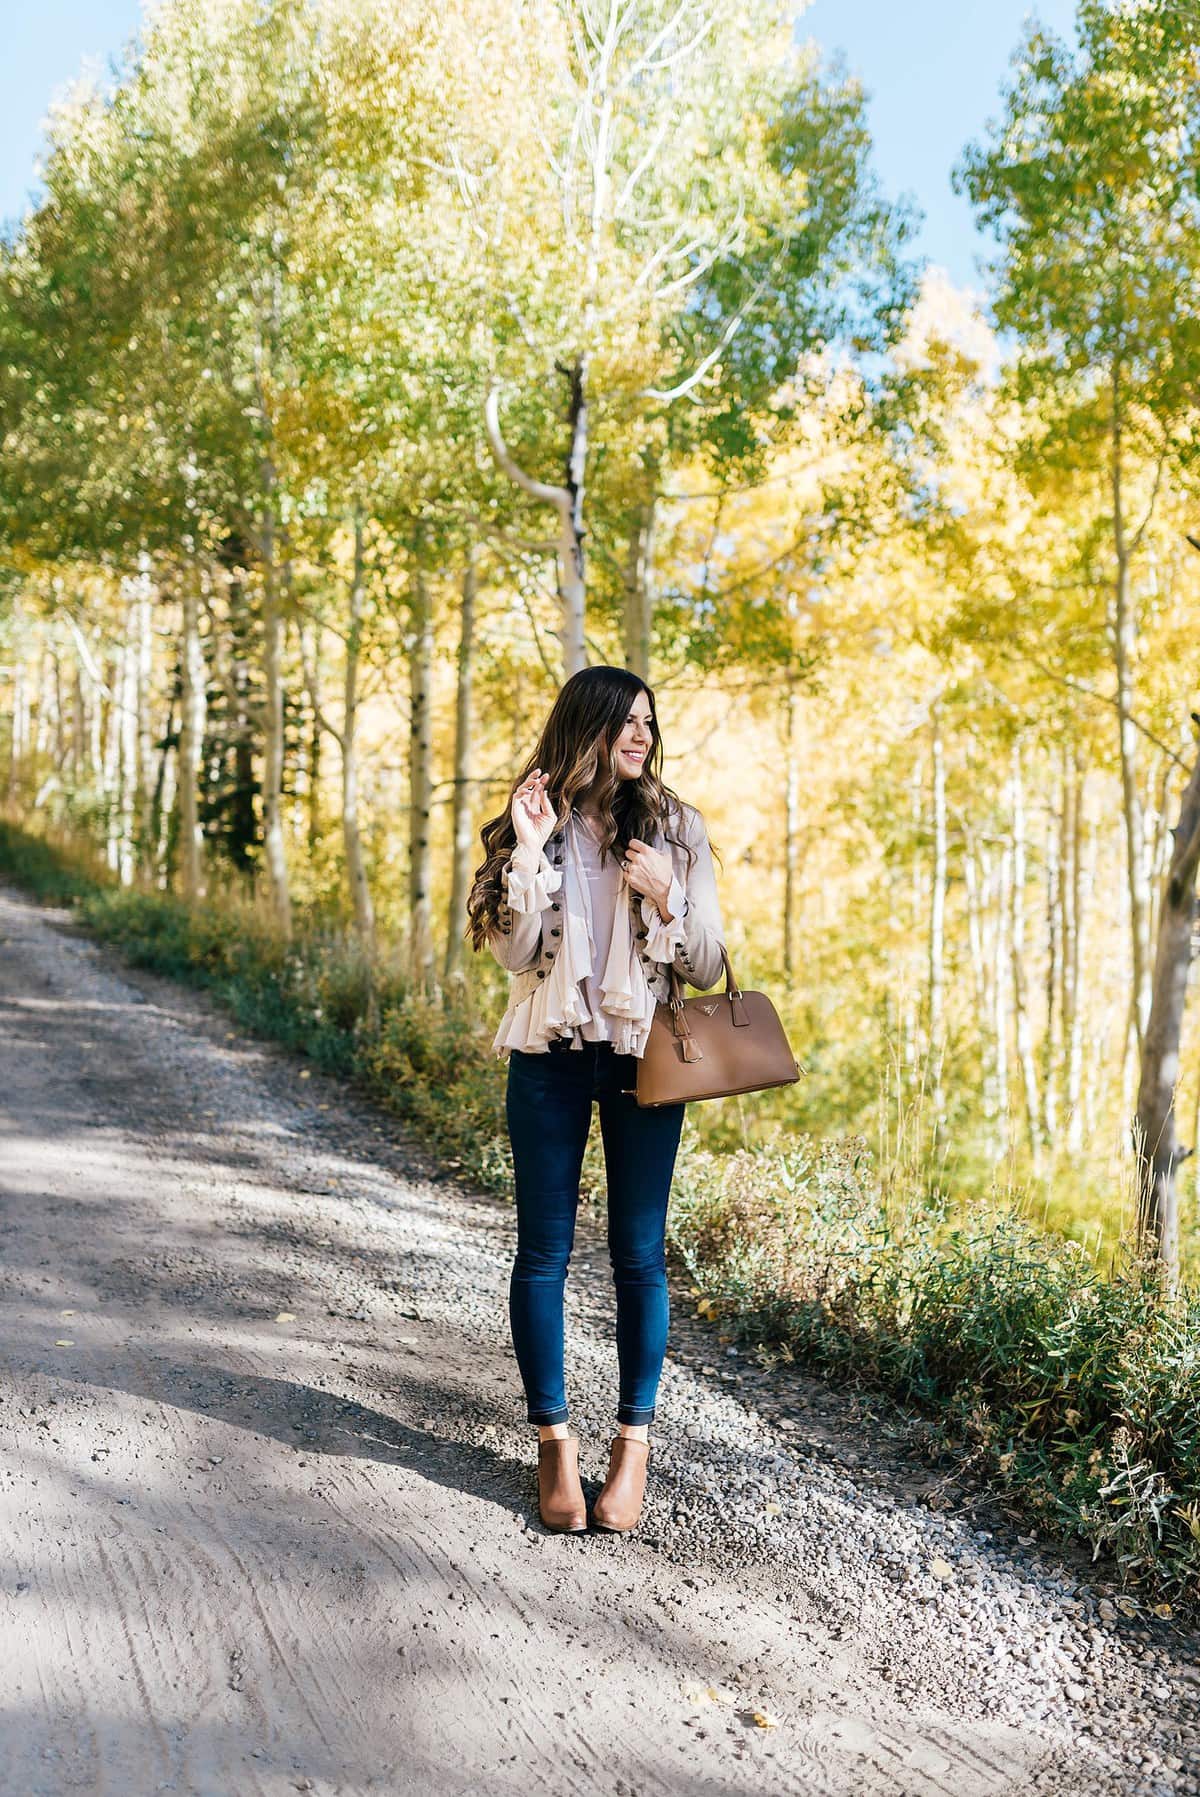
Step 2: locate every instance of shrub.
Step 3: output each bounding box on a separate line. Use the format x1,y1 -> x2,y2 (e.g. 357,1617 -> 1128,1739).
669,1138 -> 1200,1597
0,818 -> 108,904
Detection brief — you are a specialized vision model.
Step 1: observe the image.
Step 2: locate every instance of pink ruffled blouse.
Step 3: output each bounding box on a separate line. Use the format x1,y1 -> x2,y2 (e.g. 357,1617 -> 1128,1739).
490,808 -> 687,1058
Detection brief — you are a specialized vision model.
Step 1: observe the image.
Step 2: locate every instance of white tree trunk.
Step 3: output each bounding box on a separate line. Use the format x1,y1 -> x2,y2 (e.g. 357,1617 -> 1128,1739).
33,646 -> 54,760
117,603 -> 139,884
485,374 -> 588,676
51,649 -> 66,776
903,753 -> 925,1094
1135,749 -> 1200,1290
86,629 -> 103,783
10,662 -> 28,798
70,663 -> 85,789
259,484 -> 293,939
963,829 -> 987,1014
1009,743 -> 1041,1164
408,558 -> 436,993
783,676 -> 801,979
179,577 -> 207,902
562,356 -> 588,672
101,646 -> 121,867
1058,748 -> 1075,1095
1060,752 -> 1082,1151
444,543 -> 478,986
1065,777 -> 1091,1154
136,574 -> 155,853
299,622 -> 323,852
341,514 -> 375,956
1146,750 -> 1176,949
623,499 -> 655,680
1042,785 -> 1061,1142
993,838 -> 1012,1163
968,832 -> 1002,1156
7,598 -> 28,800
928,701 -> 947,1137
1110,365 -> 1152,1048
153,677 -> 178,885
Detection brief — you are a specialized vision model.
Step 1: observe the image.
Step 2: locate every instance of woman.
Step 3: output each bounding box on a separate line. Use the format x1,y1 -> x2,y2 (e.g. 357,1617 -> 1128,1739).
467,665 -> 727,1535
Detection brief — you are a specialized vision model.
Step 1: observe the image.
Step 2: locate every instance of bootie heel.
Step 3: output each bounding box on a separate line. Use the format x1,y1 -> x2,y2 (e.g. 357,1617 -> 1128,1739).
591,1435 -> 650,1533
537,1434 -> 588,1532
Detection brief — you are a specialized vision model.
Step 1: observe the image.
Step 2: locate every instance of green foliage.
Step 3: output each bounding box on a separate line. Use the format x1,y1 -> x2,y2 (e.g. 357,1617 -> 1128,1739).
83,887 -> 368,1071
0,818 -> 109,905
671,49 -> 918,475
358,994 -> 515,1193
958,0 -> 1200,469
669,1135 -> 1200,1600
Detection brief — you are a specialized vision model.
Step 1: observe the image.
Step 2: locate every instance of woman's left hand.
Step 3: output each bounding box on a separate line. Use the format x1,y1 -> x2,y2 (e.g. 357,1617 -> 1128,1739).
623,839 -> 676,920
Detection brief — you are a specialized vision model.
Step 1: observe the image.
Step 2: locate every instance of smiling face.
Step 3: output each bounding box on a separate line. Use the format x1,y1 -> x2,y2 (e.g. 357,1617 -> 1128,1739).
611,688 -> 655,781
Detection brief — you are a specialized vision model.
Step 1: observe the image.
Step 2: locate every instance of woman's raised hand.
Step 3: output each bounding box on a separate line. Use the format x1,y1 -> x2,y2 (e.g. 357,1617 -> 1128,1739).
623,838 -> 675,918
511,768 -> 557,854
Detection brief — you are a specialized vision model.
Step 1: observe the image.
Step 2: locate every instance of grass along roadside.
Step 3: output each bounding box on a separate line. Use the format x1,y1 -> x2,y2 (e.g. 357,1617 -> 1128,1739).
1,815 -> 1197,1608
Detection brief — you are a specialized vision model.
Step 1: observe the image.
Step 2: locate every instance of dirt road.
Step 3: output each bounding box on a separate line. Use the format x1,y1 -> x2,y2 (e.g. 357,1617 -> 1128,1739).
1,886 -> 1197,1796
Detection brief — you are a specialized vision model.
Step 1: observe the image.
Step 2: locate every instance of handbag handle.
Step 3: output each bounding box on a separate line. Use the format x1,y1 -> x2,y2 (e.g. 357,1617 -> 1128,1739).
665,941 -> 748,1052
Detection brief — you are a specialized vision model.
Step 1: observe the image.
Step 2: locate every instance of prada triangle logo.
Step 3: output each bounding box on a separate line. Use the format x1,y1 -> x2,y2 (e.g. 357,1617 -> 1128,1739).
698,1001 -> 720,1016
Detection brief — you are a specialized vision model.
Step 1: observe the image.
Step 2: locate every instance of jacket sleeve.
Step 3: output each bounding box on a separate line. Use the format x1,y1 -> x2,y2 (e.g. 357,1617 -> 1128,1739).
642,806 -> 727,992
486,839 -> 561,974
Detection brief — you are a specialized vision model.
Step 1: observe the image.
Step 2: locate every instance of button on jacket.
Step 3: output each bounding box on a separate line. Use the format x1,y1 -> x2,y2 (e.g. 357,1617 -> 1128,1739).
487,800 -> 727,1057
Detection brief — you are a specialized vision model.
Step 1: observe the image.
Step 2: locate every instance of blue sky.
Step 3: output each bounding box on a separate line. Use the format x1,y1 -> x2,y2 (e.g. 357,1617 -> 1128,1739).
2,0 -> 1081,288
805,0 -> 1079,289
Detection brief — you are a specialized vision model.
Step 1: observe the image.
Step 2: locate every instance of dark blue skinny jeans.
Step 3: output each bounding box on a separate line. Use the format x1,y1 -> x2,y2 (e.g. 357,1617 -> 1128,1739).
505,1038 -> 687,1426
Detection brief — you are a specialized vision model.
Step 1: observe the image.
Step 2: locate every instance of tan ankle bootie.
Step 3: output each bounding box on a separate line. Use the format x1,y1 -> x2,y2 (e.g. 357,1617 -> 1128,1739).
537,1434 -> 588,1532
591,1434 -> 650,1532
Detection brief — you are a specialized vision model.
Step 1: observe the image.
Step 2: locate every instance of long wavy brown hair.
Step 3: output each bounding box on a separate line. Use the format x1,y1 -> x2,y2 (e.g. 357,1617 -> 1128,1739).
467,665 -> 699,951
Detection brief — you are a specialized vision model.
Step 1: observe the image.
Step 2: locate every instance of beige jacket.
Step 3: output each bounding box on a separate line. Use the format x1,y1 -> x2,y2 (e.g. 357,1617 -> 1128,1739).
487,800 -> 728,1055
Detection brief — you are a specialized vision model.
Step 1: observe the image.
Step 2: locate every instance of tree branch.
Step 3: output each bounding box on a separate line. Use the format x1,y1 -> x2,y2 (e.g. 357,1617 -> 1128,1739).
1128,446 -> 1168,557
485,388 -> 570,511
295,621 -> 344,752
613,119 -> 670,218
640,258 -> 777,404
1015,650 -> 1190,770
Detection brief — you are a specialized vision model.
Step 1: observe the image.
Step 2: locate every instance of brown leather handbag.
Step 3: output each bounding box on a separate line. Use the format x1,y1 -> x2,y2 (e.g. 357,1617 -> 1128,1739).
631,944 -> 805,1107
